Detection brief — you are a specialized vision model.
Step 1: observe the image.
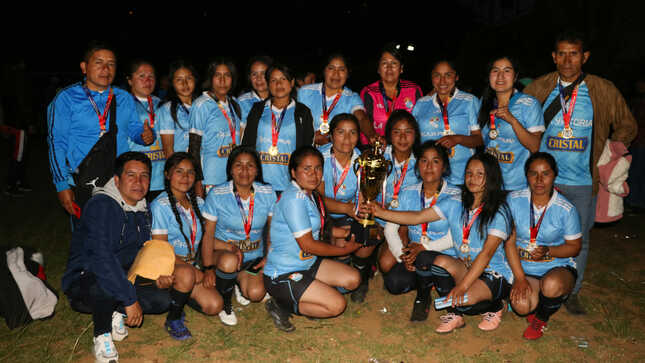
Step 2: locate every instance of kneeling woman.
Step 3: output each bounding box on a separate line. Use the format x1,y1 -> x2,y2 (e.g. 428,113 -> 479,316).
150,152 -> 223,340
264,146 -> 362,332
200,146 -> 277,326
505,152 -> 581,339
365,152 -> 514,333
381,140 -> 460,322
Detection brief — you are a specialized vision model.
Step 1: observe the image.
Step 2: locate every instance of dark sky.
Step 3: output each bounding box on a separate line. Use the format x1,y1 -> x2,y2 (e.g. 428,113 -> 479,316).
3,1 -> 644,96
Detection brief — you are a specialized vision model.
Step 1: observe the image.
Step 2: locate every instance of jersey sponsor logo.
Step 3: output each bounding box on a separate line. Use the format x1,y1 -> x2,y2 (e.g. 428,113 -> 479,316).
144,149 -> 166,161
518,247 -> 554,262
299,250 -> 314,260
485,146 -> 514,163
260,152 -> 290,165
545,136 -> 588,152
404,97 -> 414,110
217,144 -> 234,158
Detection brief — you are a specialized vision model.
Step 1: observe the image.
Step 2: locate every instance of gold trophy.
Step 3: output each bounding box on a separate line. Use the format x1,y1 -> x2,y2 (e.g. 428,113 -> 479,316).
354,140 -> 392,228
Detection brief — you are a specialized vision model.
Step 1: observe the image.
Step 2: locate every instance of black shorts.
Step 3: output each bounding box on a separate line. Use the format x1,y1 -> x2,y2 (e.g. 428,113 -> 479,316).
240,257 -> 264,275
263,257 -> 323,315
526,265 -> 578,281
478,271 -> 512,301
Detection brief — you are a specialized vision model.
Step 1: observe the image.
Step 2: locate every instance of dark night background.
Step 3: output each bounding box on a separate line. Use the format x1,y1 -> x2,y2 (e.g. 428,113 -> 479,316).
1,0 -> 644,130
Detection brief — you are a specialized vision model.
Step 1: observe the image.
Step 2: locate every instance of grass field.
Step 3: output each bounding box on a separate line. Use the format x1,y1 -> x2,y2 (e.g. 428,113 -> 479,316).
1,145 -> 644,362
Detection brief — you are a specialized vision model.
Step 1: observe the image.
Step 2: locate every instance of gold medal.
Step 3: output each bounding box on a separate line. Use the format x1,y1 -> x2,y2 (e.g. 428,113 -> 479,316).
420,235 -> 430,245
488,129 -> 498,140
268,145 -> 279,157
460,243 -> 470,254
389,198 -> 399,209
562,127 -> 574,139
443,129 -> 454,136
319,122 -> 330,134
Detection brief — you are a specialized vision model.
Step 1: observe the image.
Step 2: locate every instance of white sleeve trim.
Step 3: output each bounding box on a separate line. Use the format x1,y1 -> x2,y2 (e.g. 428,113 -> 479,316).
488,228 -> 508,240
432,205 -> 446,220
527,125 -> 546,133
384,222 -> 403,263
351,105 -> 366,113
268,211 -> 273,217
292,228 -> 312,239
159,129 -> 175,135
151,229 -> 168,235
202,211 -> 217,222
565,232 -> 583,240
470,125 -> 480,131
190,128 -> 203,136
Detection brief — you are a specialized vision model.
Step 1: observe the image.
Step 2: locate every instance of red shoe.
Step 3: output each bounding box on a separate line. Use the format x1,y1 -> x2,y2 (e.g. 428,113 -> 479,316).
526,313 -> 535,324
523,316 -> 548,340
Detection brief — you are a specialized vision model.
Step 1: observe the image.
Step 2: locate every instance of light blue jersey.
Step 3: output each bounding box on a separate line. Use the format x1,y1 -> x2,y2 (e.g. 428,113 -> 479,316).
264,181 -> 322,278
189,92 -> 245,186
202,181 -> 276,263
297,83 -> 365,132
254,100 -> 298,192
413,89 -> 481,185
128,95 -> 165,191
319,143 -> 361,219
507,188 -> 581,277
396,181 -> 459,257
150,191 -> 204,258
539,81 -> 593,185
237,91 -> 264,122
158,101 -> 191,153
482,92 -> 545,191
433,194 -> 513,281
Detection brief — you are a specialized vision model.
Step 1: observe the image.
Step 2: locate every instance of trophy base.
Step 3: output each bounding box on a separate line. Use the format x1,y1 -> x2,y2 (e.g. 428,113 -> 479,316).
348,219 -> 381,247
359,218 -> 375,227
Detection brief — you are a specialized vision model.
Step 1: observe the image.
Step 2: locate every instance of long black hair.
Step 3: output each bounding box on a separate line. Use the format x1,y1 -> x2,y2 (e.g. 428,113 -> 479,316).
166,59 -> 199,130
461,152 -> 513,239
476,56 -> 521,130
163,152 -> 205,249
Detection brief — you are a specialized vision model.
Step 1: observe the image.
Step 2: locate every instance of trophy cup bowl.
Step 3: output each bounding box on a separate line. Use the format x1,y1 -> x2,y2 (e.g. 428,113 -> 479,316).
354,141 -> 391,228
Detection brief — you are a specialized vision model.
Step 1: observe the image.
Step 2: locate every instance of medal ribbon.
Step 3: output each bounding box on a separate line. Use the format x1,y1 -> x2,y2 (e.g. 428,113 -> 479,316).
331,155 -> 351,199
271,103 -> 288,149
217,99 -> 237,145
234,188 -> 255,240
529,200 -> 548,245
420,182 -> 441,239
462,204 -> 484,247
312,193 -> 326,233
392,158 -> 409,203
379,81 -> 399,118
488,112 -> 497,133
438,95 -> 451,133
188,207 -> 197,257
83,86 -> 113,132
133,95 -> 157,128
558,82 -> 579,130
321,85 -> 342,124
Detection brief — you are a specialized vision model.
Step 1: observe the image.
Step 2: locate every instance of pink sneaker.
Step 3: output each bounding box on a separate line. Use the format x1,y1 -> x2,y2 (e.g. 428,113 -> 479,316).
435,313 -> 465,334
478,308 -> 503,331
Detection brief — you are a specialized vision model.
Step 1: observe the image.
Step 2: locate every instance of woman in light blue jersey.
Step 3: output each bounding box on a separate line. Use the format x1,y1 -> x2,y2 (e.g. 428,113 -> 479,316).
127,60 -> 164,201
413,60 -> 482,185
364,152 -> 514,333
478,56 -> 545,191
150,152 -> 223,341
159,60 -> 199,158
238,56 -> 273,121
505,152 -> 581,340
200,146 -> 276,326
263,146 -> 362,332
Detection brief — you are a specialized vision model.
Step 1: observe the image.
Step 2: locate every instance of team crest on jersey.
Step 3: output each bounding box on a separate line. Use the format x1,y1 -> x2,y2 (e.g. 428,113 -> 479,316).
299,250 -> 314,260
545,136 -> 588,152
260,152 -> 290,165
485,146 -> 514,163
428,116 -> 440,127
404,97 -> 413,110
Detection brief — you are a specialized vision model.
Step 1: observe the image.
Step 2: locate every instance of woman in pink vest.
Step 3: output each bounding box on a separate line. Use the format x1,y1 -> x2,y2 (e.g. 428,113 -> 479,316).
360,43 -> 423,145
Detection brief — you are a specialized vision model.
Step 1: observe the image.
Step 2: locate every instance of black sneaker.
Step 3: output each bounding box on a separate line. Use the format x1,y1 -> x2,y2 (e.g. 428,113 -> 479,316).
410,298 -> 430,322
265,298 -> 295,332
564,294 -> 586,315
350,283 -> 368,303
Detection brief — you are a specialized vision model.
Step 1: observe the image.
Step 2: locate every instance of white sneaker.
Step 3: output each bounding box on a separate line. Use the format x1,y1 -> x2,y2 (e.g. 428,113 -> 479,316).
93,332 -> 118,363
235,285 -> 250,306
110,311 -> 128,341
218,309 -> 238,326
262,292 -> 270,302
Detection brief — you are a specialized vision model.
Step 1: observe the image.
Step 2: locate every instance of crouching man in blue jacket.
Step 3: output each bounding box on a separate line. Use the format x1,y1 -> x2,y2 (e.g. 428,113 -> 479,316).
62,152 -> 168,363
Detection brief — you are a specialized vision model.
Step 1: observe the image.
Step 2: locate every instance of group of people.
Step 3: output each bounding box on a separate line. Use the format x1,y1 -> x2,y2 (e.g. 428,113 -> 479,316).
50,30 -> 636,363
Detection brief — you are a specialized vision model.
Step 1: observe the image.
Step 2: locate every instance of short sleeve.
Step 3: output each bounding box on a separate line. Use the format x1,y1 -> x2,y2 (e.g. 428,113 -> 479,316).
158,104 -> 175,135
468,97 -> 481,131
189,103 -> 206,137
201,192 -> 219,222
150,201 -> 170,235
284,195 -> 313,238
433,197 -> 459,221
487,209 -> 511,240
523,97 -> 546,133
349,92 -> 366,113
563,205 -> 582,240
